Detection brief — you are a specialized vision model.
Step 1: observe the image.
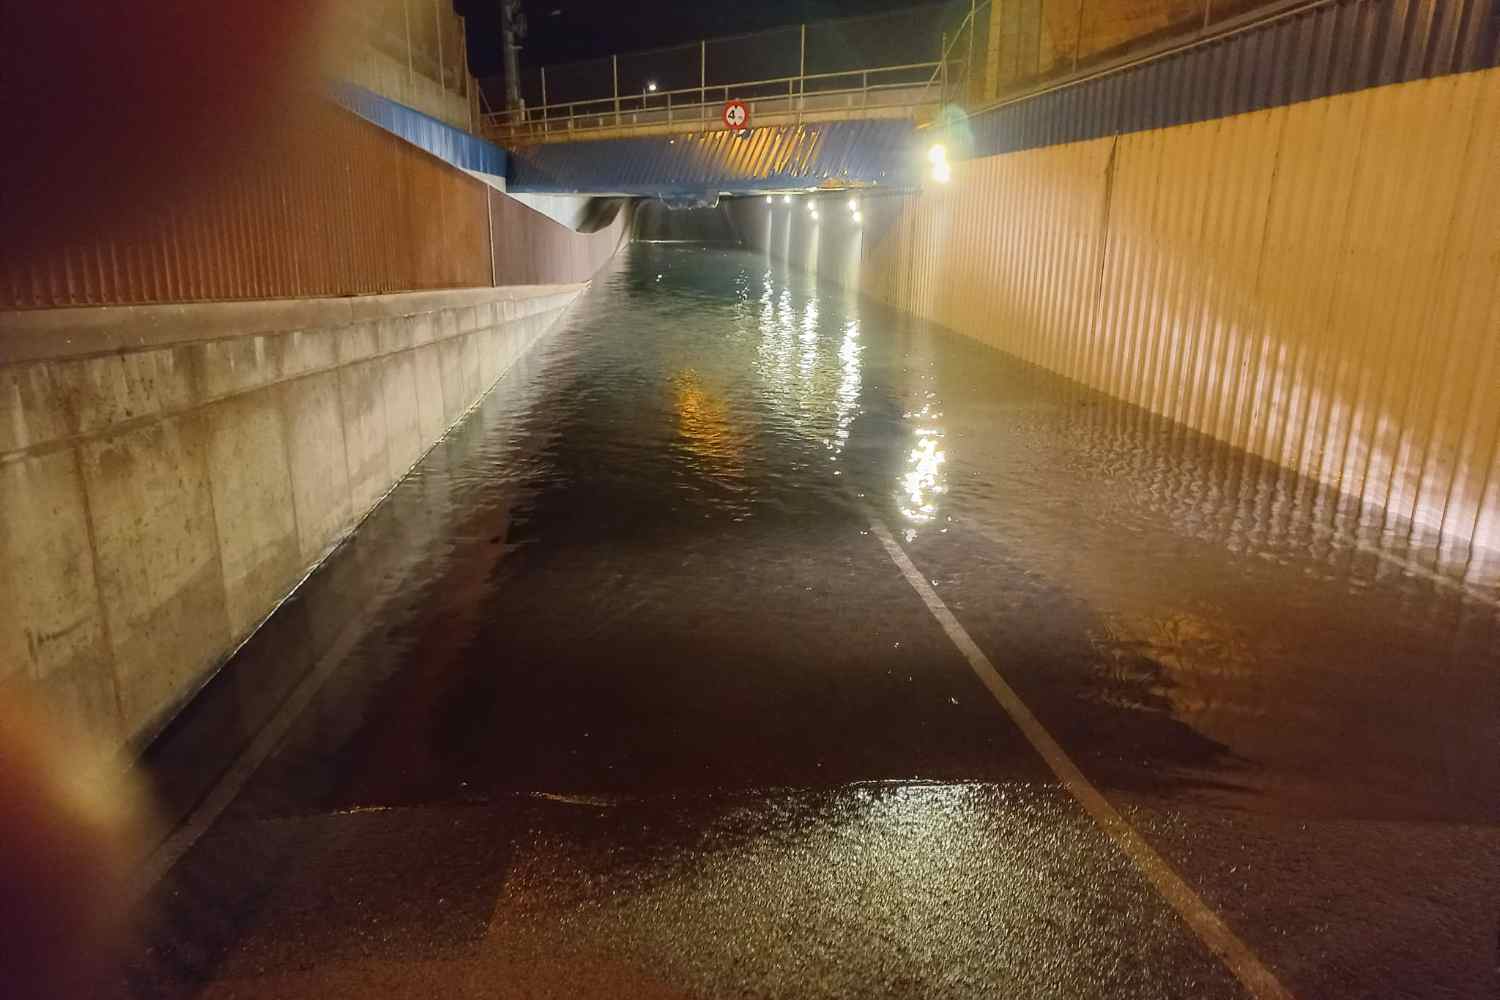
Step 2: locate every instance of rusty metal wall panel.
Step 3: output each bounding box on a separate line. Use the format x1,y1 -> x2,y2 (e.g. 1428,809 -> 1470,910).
489,192 -> 629,286
862,66 -> 1500,557
967,0 -> 1500,158
0,100 -> 492,311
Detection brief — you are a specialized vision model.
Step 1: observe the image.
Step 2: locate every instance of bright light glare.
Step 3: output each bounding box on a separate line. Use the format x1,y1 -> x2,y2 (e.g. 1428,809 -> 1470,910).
847,197 -> 858,211
807,201 -> 817,213
927,144 -> 947,165
852,210 -> 862,223
932,160 -> 952,183
646,81 -> 658,92
782,194 -> 792,204
765,195 -> 773,203
811,210 -> 819,220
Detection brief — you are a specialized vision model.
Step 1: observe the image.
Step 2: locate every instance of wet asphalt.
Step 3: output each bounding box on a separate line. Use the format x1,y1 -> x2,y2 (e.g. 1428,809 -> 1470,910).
121,244 -> 1499,999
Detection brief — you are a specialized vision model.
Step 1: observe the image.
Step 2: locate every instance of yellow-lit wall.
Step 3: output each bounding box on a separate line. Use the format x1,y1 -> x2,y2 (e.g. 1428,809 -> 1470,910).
862,67 -> 1500,551
984,0 -> 1206,97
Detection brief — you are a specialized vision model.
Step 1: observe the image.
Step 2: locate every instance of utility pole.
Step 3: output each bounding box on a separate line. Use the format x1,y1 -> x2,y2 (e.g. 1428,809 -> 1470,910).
499,0 -> 526,115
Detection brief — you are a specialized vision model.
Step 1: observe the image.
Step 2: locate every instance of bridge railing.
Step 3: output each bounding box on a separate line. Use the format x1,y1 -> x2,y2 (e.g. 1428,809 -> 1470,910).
483,60 -> 965,144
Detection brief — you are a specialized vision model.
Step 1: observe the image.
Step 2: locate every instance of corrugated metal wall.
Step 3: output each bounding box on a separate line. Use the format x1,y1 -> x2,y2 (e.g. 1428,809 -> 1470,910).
969,0 -> 1500,157
863,64 -> 1500,553
490,195 -> 631,285
0,99 -> 492,310
0,94 -> 633,312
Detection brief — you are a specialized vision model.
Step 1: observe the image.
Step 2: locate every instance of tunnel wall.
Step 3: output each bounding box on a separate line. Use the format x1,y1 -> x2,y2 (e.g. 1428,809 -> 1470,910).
0,284 -> 581,755
491,195 -> 633,284
866,66 -> 1500,554
739,58 -> 1500,556
632,201 -> 744,244
0,96 -> 625,311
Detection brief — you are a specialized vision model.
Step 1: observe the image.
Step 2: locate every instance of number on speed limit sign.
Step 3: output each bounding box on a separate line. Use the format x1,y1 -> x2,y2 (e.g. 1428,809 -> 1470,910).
722,99 -> 750,131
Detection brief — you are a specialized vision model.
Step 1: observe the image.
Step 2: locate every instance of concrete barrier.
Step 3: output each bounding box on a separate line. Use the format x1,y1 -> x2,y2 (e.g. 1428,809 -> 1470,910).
0,284 -> 582,756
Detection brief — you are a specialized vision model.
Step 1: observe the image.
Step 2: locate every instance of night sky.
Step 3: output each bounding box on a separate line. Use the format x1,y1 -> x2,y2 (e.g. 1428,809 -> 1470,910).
462,0 -> 936,78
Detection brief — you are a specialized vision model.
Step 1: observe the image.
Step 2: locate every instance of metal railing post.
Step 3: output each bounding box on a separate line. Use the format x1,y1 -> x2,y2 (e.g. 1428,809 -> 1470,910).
460,15 -> 475,132
1074,0 -> 1086,72
966,0 -> 976,101
799,23 -> 807,98
541,67 -> 548,134
940,31 -> 948,103
402,0 -> 414,92
613,55 -> 620,125
434,0 -> 445,93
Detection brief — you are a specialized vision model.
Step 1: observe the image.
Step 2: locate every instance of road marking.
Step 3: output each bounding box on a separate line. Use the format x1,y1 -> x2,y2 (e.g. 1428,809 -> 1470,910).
867,515 -> 1294,1000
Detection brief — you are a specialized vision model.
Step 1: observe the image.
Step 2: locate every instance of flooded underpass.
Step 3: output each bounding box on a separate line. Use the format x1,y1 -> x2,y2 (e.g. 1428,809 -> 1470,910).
124,242 -> 1499,999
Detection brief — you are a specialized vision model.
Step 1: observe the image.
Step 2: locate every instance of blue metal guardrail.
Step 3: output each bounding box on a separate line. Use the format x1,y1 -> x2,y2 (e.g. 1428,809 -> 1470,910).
330,81 -> 920,198
329,80 -> 509,185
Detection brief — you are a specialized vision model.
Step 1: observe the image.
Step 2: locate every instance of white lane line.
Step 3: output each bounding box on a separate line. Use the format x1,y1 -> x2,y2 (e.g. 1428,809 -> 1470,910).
867,515 -> 1293,1000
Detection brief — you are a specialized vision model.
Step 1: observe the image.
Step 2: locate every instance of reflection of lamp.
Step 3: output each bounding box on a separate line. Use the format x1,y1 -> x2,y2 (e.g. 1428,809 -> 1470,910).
765,195 -> 773,204
782,194 -> 792,204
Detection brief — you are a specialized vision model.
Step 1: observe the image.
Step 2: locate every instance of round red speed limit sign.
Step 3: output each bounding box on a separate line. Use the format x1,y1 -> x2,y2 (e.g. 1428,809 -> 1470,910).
722,99 -> 750,131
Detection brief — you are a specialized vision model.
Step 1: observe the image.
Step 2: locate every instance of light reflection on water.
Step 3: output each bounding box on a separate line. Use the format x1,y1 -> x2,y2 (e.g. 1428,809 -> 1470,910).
523,241 -> 1498,816
549,242 -> 1500,595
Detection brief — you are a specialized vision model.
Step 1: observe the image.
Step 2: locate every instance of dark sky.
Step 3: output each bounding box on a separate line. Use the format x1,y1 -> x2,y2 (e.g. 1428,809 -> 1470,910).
529,0 -> 927,64
463,0 -> 945,79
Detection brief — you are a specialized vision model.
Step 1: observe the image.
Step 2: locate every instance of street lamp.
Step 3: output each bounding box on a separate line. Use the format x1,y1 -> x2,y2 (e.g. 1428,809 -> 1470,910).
928,144 -> 951,184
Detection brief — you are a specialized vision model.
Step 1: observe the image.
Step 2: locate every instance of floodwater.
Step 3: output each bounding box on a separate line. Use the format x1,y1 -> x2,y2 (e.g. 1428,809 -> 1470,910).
123,244 -> 1499,999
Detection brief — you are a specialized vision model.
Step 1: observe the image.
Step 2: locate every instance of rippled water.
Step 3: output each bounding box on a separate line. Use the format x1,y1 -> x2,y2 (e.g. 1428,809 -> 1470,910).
487,241 -> 1499,818
522,242 -> 1500,584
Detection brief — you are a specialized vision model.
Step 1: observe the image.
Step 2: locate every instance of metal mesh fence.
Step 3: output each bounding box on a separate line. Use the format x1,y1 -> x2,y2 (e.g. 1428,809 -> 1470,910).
526,3 -> 969,112
327,0 -> 475,123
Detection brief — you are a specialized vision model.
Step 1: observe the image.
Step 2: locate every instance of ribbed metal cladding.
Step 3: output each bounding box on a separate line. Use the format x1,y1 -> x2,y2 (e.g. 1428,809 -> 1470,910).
489,194 -> 630,285
863,62 -> 1500,560
507,119 -> 919,196
966,0 -> 1500,157
0,100 -> 492,310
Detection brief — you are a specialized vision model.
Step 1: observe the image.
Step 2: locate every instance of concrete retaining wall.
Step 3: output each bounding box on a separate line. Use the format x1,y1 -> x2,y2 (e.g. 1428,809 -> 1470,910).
0,284 -> 582,755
